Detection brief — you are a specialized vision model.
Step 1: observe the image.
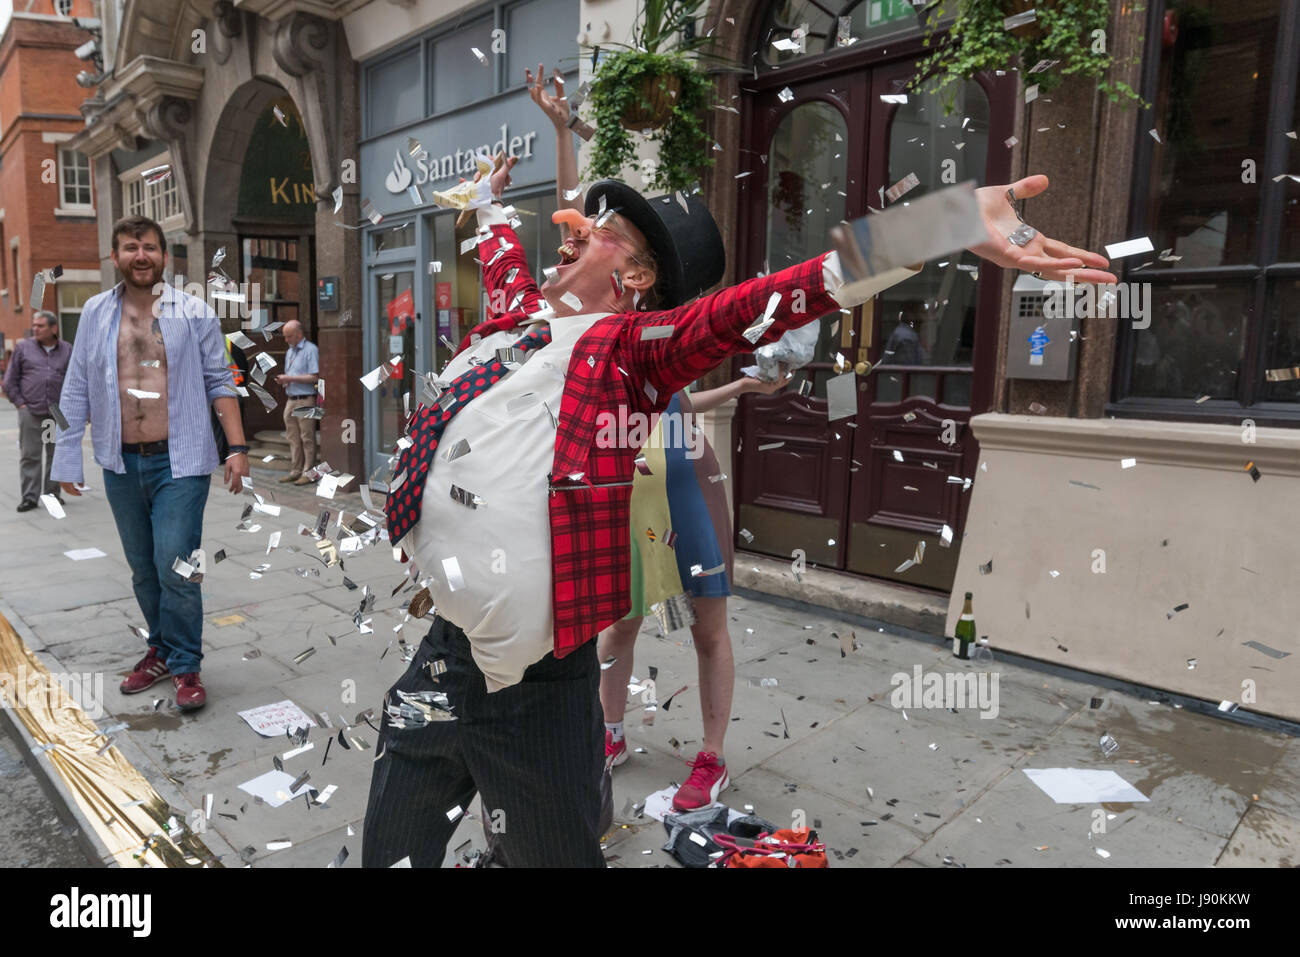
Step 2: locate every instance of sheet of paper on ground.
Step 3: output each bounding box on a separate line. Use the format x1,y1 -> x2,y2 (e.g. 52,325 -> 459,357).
238,769 -> 316,808
1023,768 -> 1149,804
237,700 -> 318,737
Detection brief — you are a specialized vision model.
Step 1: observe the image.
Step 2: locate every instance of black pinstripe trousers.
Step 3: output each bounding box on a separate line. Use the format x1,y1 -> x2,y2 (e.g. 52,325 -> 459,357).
361,615 -> 606,867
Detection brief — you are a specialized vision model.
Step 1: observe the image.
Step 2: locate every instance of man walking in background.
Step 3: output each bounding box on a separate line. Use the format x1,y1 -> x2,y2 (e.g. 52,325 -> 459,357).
51,214 -> 250,713
3,310 -> 71,512
276,319 -> 319,485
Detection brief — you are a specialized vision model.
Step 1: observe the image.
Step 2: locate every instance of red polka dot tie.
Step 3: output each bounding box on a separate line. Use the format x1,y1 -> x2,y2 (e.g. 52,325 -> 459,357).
386,324 -> 552,546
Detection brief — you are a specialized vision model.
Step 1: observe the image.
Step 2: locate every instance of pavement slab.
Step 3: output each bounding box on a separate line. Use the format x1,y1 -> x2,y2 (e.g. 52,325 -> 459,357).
1,406 -> 1296,870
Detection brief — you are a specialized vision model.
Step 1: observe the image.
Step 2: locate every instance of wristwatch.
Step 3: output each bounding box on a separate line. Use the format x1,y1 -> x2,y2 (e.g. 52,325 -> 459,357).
225,444 -> 250,459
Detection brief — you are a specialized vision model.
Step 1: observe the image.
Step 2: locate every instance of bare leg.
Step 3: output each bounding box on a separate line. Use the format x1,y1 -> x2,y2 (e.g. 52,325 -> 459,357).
597,616 -> 642,725
689,596 -> 734,760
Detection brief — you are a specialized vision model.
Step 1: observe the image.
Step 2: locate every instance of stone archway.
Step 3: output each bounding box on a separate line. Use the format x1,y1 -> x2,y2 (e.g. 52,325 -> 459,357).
202,78 -> 298,239
201,81 -> 321,443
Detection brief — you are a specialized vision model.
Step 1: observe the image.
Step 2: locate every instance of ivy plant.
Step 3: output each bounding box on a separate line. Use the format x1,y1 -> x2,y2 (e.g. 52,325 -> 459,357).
581,0 -> 728,194
585,50 -> 715,193
909,0 -> 1148,114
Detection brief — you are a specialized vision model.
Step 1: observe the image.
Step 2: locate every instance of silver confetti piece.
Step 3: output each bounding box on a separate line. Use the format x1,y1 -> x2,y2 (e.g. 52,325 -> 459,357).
1241,640 -> 1290,659
247,381 -> 278,411
885,171 -> 920,204
449,485 -> 485,509
47,402 -> 70,431
639,324 -> 675,341
742,292 -> 782,344
442,438 -> 471,462
651,592 -> 696,634
1098,734 -> 1119,757
442,556 -> 465,592
30,271 -> 47,309
1008,223 -> 1037,247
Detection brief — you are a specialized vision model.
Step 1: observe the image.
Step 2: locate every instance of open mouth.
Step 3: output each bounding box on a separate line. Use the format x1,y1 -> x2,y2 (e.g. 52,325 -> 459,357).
556,240 -> 582,265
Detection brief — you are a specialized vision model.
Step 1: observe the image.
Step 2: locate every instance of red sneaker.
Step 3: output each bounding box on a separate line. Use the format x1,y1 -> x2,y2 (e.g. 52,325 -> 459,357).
605,730 -> 628,768
173,673 -> 206,712
673,751 -> 729,811
120,647 -> 170,694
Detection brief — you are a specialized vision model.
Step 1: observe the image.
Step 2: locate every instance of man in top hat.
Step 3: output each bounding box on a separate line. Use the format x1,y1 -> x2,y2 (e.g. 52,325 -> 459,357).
361,71 -> 1115,868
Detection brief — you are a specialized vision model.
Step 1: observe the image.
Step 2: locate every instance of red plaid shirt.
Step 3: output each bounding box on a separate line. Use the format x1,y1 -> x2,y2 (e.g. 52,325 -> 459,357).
454,219 -> 839,657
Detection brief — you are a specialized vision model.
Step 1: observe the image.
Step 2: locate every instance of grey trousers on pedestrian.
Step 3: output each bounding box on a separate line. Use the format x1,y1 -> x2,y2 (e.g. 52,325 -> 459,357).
18,409 -> 56,504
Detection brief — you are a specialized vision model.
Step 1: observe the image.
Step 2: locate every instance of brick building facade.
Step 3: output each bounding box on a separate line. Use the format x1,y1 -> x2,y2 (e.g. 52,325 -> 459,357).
0,2 -> 100,364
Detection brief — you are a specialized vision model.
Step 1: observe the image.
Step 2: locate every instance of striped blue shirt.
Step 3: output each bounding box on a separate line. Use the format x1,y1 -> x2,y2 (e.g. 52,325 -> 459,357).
283,339 -> 319,396
51,281 -> 235,485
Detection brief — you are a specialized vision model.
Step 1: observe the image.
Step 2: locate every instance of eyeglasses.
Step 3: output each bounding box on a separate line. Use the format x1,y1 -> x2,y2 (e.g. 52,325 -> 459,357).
589,217 -> 653,268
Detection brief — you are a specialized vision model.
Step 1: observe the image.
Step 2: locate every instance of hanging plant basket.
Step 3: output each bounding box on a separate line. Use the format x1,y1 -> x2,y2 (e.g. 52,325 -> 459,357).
622,73 -> 683,132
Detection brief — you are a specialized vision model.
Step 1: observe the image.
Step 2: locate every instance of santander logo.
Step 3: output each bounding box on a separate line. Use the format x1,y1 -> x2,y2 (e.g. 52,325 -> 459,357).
385,149 -> 412,193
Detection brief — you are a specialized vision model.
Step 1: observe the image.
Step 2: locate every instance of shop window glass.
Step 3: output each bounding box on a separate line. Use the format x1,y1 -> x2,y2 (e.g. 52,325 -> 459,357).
1116,0 -> 1297,416
507,0 -> 576,86
432,18 -> 496,115
764,100 -> 848,401
368,47 -> 423,134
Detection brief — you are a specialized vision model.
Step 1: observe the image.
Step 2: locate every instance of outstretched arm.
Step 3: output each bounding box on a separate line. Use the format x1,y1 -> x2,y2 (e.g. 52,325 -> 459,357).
689,372 -> 792,413
526,63 -> 582,233
623,173 -> 1116,405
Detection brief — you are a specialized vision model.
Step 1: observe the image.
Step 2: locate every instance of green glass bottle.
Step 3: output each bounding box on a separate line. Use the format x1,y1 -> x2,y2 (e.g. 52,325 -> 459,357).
953,592 -> 975,660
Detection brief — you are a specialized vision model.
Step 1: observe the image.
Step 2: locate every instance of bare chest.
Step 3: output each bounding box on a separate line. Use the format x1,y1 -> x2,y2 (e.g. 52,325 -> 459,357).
117,305 -> 170,441
117,307 -> 168,370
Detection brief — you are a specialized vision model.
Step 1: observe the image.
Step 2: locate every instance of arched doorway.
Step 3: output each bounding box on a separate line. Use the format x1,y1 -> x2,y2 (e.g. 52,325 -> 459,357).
204,82 -> 318,442
729,1 -> 1016,592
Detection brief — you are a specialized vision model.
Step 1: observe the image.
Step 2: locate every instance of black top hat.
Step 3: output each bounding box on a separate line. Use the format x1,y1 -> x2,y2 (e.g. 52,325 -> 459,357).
585,180 -> 726,309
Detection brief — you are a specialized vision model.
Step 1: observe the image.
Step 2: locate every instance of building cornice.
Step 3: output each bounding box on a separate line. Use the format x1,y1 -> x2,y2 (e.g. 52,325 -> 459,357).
234,0 -> 371,21
69,55 -> 204,159
66,95 -> 144,159
112,56 -> 206,117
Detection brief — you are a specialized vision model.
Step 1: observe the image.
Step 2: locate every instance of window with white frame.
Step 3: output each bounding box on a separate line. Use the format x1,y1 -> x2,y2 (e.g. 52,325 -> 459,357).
58,148 -> 92,209
53,0 -> 74,16
57,282 -> 100,343
119,154 -> 183,227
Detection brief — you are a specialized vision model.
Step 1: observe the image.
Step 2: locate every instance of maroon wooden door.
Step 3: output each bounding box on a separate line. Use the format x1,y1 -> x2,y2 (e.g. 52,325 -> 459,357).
734,71 -> 868,570
734,55 -> 1013,591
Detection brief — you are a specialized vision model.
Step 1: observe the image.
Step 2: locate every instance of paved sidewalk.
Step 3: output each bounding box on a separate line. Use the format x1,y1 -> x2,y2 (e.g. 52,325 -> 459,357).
1,403 -> 1297,868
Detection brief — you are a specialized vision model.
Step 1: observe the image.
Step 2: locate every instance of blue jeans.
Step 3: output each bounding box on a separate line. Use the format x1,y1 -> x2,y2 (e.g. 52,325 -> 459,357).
103,453 -> 210,675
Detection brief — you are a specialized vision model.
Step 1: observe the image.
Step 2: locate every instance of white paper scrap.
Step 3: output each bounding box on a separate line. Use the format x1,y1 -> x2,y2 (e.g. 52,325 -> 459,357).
237,700 -> 318,738
1022,768 -> 1148,804
237,769 -> 314,809
64,548 -> 107,561
1104,236 -> 1155,259
39,494 -> 66,519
